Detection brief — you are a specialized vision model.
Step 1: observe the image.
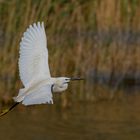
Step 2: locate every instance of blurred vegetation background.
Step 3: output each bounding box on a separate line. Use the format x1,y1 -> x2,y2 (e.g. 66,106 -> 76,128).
0,0 -> 139,105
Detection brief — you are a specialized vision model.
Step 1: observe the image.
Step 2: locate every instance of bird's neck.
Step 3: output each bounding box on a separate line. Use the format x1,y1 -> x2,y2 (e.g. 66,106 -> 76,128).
51,77 -> 62,84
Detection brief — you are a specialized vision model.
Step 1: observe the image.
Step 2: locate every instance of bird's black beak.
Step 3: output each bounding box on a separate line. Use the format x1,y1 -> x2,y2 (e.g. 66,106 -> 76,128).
70,77 -> 85,81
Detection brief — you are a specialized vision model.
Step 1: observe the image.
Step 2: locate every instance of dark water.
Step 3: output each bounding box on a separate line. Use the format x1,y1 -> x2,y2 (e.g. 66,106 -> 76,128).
0,94 -> 140,140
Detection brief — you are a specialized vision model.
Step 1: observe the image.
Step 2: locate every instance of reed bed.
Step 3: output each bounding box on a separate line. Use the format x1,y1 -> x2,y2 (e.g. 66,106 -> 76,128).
0,0 -> 139,104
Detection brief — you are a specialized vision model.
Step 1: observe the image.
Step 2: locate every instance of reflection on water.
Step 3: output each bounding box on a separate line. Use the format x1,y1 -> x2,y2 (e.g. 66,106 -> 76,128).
0,94 -> 140,140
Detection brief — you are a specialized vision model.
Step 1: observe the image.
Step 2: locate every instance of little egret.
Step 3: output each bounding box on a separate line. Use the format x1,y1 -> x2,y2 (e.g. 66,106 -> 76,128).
0,22 -> 84,117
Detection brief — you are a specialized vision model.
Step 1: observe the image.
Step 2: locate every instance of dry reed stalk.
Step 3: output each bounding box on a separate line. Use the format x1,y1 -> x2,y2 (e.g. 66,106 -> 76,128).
0,0 -> 139,104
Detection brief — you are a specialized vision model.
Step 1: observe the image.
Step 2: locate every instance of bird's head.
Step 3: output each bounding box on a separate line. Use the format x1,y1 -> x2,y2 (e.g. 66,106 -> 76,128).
52,77 -> 84,93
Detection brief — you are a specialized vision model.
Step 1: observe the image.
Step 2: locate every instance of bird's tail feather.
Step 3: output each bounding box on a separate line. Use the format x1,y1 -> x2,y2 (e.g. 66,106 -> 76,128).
13,88 -> 25,102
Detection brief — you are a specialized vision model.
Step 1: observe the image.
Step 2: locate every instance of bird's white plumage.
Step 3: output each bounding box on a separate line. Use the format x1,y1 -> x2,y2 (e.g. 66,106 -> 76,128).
14,22 -> 78,106
22,84 -> 53,105
15,22 -> 53,105
19,22 -> 51,87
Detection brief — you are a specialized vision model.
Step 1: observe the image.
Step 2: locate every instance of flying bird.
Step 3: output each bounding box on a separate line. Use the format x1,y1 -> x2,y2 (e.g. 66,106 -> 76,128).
0,22 -> 84,116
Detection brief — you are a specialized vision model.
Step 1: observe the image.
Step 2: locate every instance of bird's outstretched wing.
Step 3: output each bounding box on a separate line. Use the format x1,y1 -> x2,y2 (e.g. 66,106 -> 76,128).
19,22 -> 51,87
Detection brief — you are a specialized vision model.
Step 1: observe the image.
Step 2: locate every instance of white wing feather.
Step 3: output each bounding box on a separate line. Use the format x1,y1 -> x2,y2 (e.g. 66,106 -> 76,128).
22,85 -> 53,105
15,22 -> 53,105
19,22 -> 51,87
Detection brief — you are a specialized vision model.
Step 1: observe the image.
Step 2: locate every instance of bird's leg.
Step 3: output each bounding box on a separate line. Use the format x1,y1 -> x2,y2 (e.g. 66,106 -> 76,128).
0,102 -> 19,117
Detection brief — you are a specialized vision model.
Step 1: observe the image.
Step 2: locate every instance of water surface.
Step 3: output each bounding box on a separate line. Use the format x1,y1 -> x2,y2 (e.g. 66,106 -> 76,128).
0,94 -> 140,140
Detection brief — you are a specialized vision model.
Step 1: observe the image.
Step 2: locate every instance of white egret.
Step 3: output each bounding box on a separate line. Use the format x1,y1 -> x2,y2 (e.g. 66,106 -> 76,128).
0,22 -> 84,116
